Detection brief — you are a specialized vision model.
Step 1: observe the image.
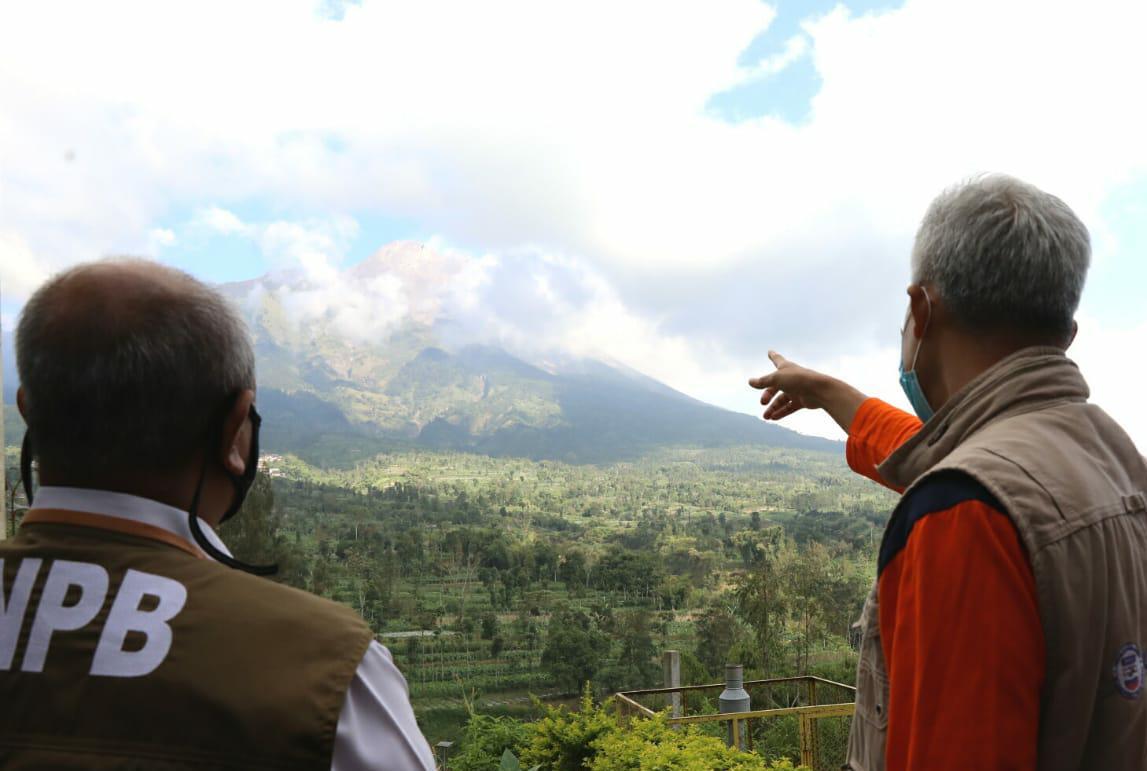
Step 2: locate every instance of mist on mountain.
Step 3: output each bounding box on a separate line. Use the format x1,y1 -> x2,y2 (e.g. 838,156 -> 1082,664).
0,242 -> 837,464
213,241 -> 838,465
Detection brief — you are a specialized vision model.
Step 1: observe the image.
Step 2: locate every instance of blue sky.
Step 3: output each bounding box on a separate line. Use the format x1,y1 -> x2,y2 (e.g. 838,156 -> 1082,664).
2,0 -> 1145,445
708,0 -> 903,123
153,203 -> 420,284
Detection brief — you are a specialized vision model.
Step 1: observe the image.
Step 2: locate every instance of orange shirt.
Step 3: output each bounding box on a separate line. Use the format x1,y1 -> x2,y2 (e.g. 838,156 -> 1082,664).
847,398 -> 1043,771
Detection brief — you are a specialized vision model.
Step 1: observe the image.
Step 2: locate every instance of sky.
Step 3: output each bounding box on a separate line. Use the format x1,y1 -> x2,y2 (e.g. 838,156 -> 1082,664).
1,0 -> 1145,448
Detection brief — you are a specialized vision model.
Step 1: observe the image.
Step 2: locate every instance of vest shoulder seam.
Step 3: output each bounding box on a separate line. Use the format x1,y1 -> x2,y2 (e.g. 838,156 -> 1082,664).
878,470 -> 1006,574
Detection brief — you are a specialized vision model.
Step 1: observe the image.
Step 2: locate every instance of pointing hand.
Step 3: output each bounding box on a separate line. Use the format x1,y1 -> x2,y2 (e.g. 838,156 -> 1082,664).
749,351 -> 868,433
748,351 -> 829,421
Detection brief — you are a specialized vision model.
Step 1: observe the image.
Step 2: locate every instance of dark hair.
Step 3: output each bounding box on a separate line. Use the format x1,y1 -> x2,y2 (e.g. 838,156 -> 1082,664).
16,258 -> 255,474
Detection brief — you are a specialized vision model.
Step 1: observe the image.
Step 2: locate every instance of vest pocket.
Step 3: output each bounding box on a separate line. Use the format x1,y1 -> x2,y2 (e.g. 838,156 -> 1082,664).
854,653 -> 889,731
847,590 -> 889,771
853,590 -> 889,731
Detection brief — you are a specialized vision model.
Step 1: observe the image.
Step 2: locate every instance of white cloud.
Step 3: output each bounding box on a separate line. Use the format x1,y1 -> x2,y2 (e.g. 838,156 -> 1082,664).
146,227 -> 176,252
1068,315 -> 1147,453
4,1 -> 1145,282
744,34 -> 810,80
192,210 -> 406,343
1,0 -> 1146,447
0,232 -> 51,301
195,207 -> 248,237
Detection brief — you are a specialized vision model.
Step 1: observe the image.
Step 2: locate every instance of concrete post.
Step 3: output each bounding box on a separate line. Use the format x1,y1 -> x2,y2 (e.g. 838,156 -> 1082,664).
662,650 -> 681,718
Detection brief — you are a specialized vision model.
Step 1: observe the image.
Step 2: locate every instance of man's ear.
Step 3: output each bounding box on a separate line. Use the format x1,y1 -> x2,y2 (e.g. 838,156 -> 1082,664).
16,386 -> 27,420
1066,319 -> 1079,350
219,389 -> 256,477
906,284 -> 933,340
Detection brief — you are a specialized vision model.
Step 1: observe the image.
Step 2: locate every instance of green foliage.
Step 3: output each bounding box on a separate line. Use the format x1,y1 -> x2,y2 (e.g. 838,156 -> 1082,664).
694,605 -> 745,678
456,688 -> 809,771
599,610 -> 661,693
541,609 -> 611,693
172,442 -> 890,756
735,538 -> 870,676
218,473 -> 309,586
520,686 -> 616,771
499,749 -> 541,771
589,713 -> 806,771
451,713 -> 532,771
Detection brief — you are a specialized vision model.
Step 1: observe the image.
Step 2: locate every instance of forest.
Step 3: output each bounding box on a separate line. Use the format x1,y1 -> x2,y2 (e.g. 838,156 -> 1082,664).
209,443 -> 897,766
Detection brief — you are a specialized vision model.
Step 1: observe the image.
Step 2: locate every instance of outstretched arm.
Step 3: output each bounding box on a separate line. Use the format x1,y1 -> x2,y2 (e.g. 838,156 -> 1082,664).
749,352 -> 922,492
748,351 -> 870,433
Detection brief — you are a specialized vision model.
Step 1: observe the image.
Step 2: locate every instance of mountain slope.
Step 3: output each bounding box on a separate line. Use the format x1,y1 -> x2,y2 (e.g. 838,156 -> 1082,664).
2,247 -> 842,465
215,243 -> 840,465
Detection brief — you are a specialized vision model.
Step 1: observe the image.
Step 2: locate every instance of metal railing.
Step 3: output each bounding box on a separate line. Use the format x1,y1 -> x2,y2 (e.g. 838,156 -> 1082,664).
615,675 -> 855,771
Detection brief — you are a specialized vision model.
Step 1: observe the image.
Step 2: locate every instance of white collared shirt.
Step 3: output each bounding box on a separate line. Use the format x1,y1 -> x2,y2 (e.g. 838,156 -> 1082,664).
31,486 -> 437,771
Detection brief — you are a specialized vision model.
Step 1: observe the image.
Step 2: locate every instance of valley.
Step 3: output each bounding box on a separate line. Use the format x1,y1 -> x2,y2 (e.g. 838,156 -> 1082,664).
217,442 -> 896,757
0,244 -> 894,767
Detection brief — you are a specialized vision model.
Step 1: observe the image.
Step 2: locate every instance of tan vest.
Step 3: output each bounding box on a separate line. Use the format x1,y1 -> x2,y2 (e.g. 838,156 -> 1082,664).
0,514 -> 372,770
847,348 -> 1147,770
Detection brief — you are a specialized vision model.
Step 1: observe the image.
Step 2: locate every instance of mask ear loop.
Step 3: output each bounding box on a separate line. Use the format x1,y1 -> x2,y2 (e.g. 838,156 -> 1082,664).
20,431 -> 35,506
186,415 -> 278,577
909,287 -> 933,371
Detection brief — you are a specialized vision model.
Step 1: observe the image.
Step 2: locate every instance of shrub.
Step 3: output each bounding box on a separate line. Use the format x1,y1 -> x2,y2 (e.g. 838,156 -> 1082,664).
457,683 -> 811,771
589,712 -> 806,771
452,713 -> 531,771
520,685 -> 616,771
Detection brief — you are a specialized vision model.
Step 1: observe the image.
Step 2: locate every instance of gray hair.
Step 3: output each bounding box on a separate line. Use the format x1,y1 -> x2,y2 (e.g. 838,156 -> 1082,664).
16,258 -> 255,474
911,174 -> 1090,339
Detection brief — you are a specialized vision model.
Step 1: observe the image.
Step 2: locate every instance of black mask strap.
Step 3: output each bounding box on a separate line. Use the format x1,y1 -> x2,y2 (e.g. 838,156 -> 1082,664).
20,431 -> 35,506
187,404 -> 277,576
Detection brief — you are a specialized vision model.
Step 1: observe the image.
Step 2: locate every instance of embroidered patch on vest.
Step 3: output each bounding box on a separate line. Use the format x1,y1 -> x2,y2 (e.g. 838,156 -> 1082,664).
1113,643 -> 1144,699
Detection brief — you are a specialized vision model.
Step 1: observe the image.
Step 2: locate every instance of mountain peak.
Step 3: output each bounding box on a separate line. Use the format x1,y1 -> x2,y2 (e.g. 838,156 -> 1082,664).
350,241 -> 461,281
347,241 -> 467,326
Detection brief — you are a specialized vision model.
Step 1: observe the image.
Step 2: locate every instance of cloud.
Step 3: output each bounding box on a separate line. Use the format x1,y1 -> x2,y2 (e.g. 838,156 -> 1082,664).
745,33 -> 811,79
192,208 -> 407,343
196,207 -> 248,237
0,232 -> 51,302
1,0 -> 1145,446
1068,315 -> 1147,453
146,228 -> 176,252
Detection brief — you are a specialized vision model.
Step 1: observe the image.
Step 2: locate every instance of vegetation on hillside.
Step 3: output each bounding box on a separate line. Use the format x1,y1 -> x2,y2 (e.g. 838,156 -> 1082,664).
3,431 -> 891,766
208,442 -> 894,762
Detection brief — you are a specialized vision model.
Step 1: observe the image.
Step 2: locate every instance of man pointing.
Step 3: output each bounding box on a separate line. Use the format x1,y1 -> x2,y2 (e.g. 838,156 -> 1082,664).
2,260 -> 435,769
752,175 -> 1147,770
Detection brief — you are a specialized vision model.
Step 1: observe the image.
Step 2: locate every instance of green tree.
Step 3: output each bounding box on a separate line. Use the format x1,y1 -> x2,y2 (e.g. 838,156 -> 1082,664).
734,531 -> 789,675
541,608 -> 610,693
219,473 -> 281,566
694,604 -> 743,678
481,611 -> 499,640
601,610 -> 660,692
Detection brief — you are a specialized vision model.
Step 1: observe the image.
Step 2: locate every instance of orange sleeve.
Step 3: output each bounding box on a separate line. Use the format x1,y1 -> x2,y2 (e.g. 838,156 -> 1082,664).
846,398 -> 923,493
878,478 -> 1042,771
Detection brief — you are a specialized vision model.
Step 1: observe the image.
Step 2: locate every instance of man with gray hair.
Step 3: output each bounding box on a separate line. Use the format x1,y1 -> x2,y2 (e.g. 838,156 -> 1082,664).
1,260 -> 435,770
751,175 -> 1146,769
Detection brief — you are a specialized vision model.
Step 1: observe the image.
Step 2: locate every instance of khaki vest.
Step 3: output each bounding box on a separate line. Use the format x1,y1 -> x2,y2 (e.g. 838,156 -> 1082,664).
847,347 -> 1147,770
0,514 -> 372,770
